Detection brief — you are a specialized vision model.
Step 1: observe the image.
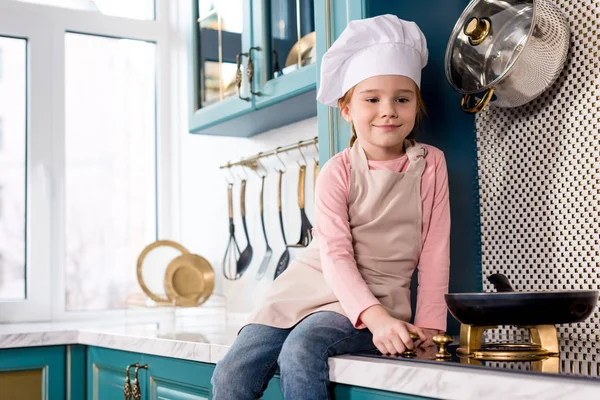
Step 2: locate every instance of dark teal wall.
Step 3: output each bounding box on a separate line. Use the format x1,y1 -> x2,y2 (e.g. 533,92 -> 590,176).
366,0 -> 482,335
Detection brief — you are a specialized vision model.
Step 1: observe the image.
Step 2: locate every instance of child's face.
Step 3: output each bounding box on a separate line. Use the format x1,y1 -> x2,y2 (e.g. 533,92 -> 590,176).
341,75 -> 418,154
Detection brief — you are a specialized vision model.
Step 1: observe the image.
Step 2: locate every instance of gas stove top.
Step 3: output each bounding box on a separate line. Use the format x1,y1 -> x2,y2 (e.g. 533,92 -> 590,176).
352,338 -> 600,382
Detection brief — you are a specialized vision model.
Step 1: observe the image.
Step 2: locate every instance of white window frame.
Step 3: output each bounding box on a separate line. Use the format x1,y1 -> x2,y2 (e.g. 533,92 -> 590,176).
0,0 -> 182,323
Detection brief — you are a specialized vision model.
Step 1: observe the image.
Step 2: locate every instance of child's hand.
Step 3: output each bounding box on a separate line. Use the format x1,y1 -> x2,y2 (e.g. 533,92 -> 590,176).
414,328 -> 441,348
360,305 -> 426,355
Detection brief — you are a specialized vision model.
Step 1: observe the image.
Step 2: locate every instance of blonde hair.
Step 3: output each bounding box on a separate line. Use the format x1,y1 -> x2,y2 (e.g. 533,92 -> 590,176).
338,84 -> 427,147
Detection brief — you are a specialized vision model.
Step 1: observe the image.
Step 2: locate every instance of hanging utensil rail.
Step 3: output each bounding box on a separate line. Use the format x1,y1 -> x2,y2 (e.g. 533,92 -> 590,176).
219,137 -> 318,170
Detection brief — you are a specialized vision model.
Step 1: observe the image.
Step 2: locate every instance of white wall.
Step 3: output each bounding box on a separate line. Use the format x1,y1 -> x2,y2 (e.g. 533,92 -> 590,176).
179,117 -> 319,314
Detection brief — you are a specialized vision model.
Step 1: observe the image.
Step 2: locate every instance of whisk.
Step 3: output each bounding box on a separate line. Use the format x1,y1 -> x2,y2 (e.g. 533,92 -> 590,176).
223,183 -> 241,280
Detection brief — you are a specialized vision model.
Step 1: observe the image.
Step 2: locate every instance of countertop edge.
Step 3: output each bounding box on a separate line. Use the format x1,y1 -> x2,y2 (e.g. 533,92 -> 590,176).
1,329 -> 599,400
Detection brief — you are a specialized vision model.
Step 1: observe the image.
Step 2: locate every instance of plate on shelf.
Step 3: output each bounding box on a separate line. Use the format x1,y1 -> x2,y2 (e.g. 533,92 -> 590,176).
285,31 -> 316,68
137,240 -> 189,303
164,253 -> 215,307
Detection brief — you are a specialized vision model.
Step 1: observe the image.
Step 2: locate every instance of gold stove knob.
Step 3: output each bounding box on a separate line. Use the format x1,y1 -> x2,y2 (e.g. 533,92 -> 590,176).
432,334 -> 454,359
401,333 -> 420,357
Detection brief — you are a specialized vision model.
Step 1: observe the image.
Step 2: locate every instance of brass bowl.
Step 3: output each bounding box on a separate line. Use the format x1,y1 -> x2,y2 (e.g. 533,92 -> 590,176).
164,253 -> 215,307
137,240 -> 189,303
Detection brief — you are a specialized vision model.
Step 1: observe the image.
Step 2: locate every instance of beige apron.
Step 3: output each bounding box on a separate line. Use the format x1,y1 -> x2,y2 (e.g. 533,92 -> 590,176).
247,139 -> 427,329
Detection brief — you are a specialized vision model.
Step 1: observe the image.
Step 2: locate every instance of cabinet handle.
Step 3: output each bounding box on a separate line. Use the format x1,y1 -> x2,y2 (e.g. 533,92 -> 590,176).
132,364 -> 148,400
247,46 -> 262,96
124,363 -> 139,400
236,52 -> 251,102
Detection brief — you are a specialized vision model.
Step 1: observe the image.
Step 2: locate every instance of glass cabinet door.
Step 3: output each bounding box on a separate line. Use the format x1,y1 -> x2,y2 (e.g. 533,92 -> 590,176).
197,1 -> 245,107
253,0 -> 317,109
189,0 -> 254,132
267,0 -> 315,79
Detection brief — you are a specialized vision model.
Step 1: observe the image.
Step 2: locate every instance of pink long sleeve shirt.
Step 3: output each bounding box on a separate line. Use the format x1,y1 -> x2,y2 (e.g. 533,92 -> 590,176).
314,143 -> 451,332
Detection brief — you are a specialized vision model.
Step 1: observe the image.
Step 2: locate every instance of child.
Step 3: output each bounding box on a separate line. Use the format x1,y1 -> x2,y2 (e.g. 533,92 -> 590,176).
211,14 -> 450,399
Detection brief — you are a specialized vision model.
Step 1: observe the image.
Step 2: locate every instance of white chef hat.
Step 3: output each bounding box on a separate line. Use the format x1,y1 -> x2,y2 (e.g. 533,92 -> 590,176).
316,14 -> 428,108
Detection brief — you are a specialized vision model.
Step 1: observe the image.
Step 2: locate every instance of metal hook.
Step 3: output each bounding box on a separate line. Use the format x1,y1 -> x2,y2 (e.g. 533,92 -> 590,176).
223,163 -> 235,184
274,147 -> 287,173
254,158 -> 268,178
297,142 -> 307,167
313,141 -> 319,163
235,164 -> 248,180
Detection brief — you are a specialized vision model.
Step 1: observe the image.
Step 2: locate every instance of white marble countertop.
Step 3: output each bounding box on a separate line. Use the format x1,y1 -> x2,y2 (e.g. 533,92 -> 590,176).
1,313 -> 599,400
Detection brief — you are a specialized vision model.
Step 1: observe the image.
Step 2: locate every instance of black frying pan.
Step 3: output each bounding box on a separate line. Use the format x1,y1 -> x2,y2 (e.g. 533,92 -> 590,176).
445,273 -> 598,326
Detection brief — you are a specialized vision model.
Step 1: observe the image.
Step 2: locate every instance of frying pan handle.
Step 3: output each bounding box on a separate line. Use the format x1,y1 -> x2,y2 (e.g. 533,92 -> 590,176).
227,184 -> 234,219
487,273 -> 515,292
298,165 -> 306,209
241,179 -> 247,217
461,88 -> 494,114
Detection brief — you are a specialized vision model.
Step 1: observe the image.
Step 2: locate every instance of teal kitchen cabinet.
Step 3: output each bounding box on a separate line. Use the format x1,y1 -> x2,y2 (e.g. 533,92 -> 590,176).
315,0 -> 482,336
0,345 -> 86,400
250,0 -> 318,110
87,347 -> 147,400
87,346 -> 212,400
188,0 -> 318,137
87,346 -> 436,399
144,353 -> 212,399
263,377 -> 435,399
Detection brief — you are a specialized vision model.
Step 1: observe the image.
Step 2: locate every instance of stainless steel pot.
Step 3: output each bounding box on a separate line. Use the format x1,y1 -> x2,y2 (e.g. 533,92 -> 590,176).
445,0 -> 570,113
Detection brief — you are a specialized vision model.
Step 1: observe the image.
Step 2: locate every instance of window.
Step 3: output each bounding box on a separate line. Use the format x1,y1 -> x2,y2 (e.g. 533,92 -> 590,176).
14,0 -> 155,20
0,0 -> 174,322
64,34 -> 156,311
0,37 -> 27,302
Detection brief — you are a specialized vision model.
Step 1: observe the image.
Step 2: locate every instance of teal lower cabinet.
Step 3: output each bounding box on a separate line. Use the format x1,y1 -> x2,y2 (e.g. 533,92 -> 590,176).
262,376 -> 432,400
0,345 -> 67,399
84,346 -> 435,400
87,346 -> 212,400
144,353 -> 212,400
332,384 -> 436,400
87,347 -> 146,400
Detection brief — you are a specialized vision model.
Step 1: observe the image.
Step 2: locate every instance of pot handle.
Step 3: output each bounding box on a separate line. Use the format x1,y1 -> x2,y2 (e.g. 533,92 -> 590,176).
461,88 -> 495,114
487,273 -> 515,292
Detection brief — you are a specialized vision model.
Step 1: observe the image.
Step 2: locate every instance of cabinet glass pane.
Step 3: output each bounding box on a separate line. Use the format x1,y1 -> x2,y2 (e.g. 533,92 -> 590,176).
267,0 -> 315,80
64,33 -> 156,311
197,1 -> 244,108
0,37 -> 27,301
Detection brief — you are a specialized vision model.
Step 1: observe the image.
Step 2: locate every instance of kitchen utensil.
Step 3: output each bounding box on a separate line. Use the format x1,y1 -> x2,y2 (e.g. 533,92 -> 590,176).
236,178 -> 254,277
445,0 -> 570,113
163,253 -> 215,307
273,169 -> 290,279
290,164 -> 313,247
256,175 -> 273,280
445,274 -> 598,326
223,183 -> 241,280
285,31 -> 317,68
137,240 -> 189,303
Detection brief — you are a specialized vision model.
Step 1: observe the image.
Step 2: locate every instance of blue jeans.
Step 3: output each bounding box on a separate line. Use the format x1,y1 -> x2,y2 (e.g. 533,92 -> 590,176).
211,311 -> 376,399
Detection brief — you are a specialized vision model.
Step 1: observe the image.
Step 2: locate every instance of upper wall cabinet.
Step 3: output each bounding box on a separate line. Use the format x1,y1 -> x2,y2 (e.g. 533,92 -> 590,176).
188,0 -> 318,137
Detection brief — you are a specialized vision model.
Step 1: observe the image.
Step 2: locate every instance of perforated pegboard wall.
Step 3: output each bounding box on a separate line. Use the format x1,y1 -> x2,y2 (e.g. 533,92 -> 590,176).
474,0 -> 600,364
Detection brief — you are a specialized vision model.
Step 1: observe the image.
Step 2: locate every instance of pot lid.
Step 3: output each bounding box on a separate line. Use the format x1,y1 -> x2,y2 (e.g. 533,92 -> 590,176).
445,0 -> 535,94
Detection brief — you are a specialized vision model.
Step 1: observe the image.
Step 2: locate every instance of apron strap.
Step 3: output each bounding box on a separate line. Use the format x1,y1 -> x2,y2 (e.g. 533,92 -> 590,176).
404,139 -> 428,175
349,141 -> 370,172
